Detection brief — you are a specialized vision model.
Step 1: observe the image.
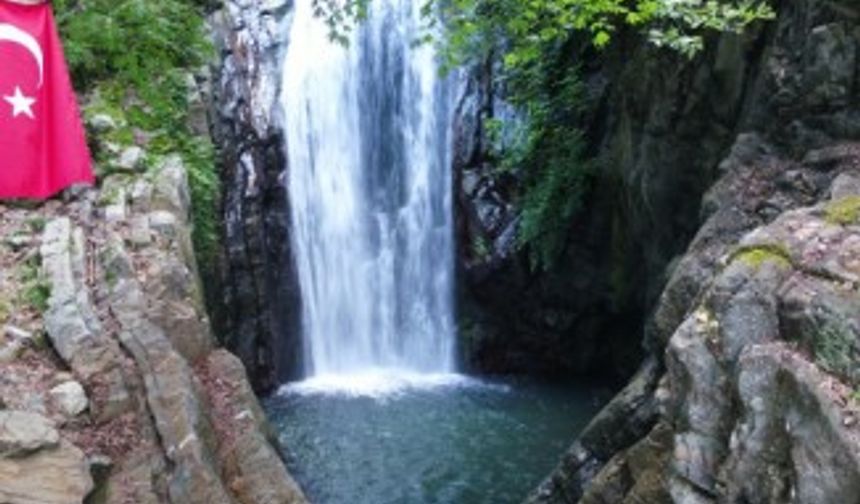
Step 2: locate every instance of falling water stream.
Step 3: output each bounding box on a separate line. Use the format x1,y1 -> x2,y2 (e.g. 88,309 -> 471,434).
283,0 -> 455,379
267,1 -> 605,502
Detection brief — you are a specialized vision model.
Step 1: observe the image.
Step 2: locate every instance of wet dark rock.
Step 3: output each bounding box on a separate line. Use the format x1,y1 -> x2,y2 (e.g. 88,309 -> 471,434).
209,0 -> 302,392
524,358 -> 663,503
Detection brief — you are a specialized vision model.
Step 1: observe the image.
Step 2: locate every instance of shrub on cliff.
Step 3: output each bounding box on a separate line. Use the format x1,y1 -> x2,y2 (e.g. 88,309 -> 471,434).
439,0 -> 774,269
318,0 -> 775,269
52,0 -> 221,278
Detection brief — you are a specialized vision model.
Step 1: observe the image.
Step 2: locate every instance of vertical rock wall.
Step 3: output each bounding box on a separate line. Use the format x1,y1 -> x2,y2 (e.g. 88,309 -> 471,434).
522,0 -> 860,502
209,0 -> 301,391
452,0 -> 860,384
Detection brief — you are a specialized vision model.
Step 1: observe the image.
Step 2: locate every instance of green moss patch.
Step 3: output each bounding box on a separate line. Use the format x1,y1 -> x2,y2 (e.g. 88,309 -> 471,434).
18,256 -> 51,314
824,196 -> 860,226
814,320 -> 859,386
0,296 -> 11,324
730,244 -> 793,271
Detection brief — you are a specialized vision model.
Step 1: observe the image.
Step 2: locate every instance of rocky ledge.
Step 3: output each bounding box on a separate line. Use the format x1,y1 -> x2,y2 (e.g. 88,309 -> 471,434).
525,143 -> 860,503
0,144 -> 306,503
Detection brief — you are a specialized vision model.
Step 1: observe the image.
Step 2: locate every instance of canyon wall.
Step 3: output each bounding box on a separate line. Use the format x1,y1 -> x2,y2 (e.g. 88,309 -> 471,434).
509,0 -> 860,501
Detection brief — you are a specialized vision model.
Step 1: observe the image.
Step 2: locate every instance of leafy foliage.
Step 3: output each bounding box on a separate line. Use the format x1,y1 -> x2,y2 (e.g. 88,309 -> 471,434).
466,1 -> 769,65
52,0 -> 221,276
499,58 -> 593,269
319,0 -> 774,64
311,0 -> 370,45
53,0 -> 211,91
318,0 -> 774,269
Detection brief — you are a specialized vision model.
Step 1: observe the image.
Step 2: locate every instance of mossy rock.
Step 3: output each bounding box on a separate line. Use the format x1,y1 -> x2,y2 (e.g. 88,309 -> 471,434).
814,318 -> 859,386
730,244 -> 793,271
97,175 -> 133,207
824,196 -> 860,226
0,296 -> 11,324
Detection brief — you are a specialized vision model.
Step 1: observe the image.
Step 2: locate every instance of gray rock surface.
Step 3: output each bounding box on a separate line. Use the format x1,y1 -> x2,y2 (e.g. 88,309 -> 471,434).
523,0 -> 860,502
201,350 -> 308,504
49,381 -> 89,417
0,411 -> 59,457
529,144 -> 860,503
103,231 -> 234,504
116,146 -> 147,172
41,217 -> 133,421
0,440 -> 94,504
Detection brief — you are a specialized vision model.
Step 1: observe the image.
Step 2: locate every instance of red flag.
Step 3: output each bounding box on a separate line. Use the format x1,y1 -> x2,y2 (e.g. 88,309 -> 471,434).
0,0 -> 93,199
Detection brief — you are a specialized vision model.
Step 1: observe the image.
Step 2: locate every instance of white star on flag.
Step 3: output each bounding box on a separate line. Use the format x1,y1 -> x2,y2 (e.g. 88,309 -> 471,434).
4,86 -> 36,119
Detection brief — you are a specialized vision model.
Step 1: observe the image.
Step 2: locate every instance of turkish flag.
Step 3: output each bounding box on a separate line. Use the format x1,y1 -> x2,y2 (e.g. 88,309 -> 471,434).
0,0 -> 93,199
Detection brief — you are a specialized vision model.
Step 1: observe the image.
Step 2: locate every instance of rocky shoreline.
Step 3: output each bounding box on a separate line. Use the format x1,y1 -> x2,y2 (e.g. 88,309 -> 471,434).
0,136 -> 306,503
517,0 -> 860,499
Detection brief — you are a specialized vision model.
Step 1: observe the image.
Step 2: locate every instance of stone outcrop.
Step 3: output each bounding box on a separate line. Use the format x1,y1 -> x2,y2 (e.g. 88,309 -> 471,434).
209,0 -> 302,392
93,159 -> 306,503
0,440 -> 94,504
454,0 -> 860,383
528,147 -> 860,503
198,350 -> 307,504
101,225 -> 235,504
41,215 -> 134,422
0,412 -> 93,504
523,0 -> 860,501
0,145 -> 308,503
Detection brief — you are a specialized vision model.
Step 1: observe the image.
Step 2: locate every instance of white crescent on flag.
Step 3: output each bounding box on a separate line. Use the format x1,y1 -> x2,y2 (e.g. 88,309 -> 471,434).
0,22 -> 44,87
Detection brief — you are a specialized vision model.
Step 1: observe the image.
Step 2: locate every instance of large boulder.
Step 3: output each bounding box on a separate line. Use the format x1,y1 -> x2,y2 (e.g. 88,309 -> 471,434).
0,411 -> 59,457
527,151 -> 860,503
0,412 -> 92,504
662,187 -> 860,502
41,217 -> 133,421
0,440 -> 94,504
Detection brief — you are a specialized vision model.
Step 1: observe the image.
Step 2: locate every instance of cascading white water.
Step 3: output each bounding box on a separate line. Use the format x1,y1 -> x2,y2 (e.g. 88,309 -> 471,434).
282,0 -> 456,380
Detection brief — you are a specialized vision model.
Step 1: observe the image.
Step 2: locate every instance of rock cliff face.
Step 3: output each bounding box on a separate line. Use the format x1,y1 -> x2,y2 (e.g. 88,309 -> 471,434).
0,142 -> 307,502
454,0 -> 860,384
515,0 -> 860,502
209,0 -> 301,392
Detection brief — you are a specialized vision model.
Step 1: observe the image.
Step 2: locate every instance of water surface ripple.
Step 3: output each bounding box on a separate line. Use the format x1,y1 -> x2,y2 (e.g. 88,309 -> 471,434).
266,378 -> 603,504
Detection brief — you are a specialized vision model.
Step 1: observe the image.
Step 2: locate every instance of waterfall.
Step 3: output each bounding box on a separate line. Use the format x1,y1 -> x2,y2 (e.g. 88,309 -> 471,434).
281,0 -> 456,379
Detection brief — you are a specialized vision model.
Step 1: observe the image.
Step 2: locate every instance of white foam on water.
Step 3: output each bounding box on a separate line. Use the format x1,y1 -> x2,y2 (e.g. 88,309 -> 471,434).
278,369 -> 505,399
